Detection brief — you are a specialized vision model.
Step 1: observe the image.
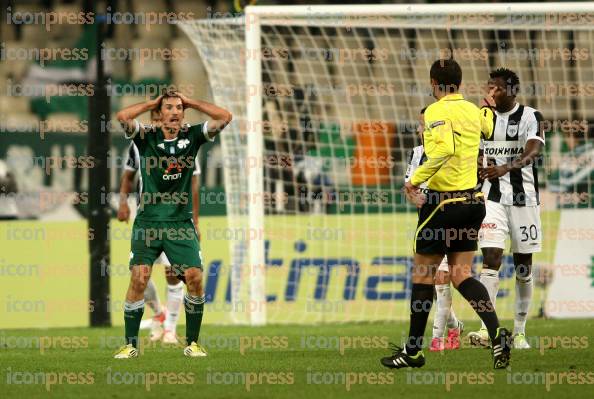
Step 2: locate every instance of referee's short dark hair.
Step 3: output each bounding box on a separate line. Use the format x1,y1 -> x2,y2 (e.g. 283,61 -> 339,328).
430,59 -> 462,92
490,68 -> 520,96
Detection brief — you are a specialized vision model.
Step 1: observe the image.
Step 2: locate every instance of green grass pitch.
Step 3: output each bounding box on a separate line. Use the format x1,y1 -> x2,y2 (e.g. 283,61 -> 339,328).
2,319 -> 594,398
2,212 -> 590,397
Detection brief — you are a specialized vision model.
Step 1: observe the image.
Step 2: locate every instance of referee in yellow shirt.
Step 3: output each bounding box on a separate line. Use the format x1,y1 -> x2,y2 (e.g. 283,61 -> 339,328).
381,59 -> 512,370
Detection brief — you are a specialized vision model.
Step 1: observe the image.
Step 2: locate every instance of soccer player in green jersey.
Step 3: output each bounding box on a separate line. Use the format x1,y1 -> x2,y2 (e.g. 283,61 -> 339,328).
113,90 -> 232,358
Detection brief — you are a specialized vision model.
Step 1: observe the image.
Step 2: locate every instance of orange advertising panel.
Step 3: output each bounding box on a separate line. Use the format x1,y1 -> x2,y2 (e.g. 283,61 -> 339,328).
351,121 -> 396,186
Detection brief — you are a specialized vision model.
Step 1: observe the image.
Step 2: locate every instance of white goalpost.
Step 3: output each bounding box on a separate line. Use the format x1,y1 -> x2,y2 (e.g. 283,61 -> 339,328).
178,3 -> 594,325
245,11 -> 266,326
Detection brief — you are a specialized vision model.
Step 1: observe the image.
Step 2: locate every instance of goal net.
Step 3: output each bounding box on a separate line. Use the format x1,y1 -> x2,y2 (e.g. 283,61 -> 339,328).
178,3 -> 594,325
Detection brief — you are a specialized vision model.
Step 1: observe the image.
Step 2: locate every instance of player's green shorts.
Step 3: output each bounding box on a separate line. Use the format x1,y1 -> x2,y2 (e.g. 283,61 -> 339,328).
129,219 -> 202,273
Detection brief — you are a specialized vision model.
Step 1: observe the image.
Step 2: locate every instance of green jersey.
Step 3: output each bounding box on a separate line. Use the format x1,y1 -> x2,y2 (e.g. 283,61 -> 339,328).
129,122 -> 211,221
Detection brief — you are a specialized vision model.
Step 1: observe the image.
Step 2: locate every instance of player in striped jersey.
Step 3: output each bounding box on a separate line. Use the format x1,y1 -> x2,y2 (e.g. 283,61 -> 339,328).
117,108 -> 203,345
405,108 -> 463,352
468,68 -> 545,349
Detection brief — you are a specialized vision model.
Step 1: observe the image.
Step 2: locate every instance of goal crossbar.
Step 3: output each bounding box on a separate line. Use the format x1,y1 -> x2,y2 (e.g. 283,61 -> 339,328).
245,3 -> 594,17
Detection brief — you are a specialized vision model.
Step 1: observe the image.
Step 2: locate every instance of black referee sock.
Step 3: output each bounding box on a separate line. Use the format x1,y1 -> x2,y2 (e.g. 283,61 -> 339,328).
405,283 -> 434,356
457,277 -> 500,340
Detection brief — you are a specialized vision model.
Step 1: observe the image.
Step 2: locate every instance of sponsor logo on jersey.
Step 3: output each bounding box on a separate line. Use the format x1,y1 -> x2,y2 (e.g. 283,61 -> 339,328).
482,141 -> 524,157
481,223 -> 497,229
484,147 -> 524,157
163,161 -> 183,180
157,143 -> 165,150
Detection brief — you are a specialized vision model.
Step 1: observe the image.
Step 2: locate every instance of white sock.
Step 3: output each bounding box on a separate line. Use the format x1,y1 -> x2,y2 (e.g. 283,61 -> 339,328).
164,281 -> 184,333
432,284 -> 452,339
143,279 -> 161,315
446,307 -> 459,329
514,274 -> 533,335
124,299 -> 145,312
479,269 -> 499,330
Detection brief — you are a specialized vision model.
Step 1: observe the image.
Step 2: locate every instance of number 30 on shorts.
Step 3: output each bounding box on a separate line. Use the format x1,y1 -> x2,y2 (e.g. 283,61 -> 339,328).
519,224 -> 538,242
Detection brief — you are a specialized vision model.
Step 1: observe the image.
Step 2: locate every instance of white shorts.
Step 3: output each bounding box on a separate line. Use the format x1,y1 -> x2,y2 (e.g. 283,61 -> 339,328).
437,256 -> 449,272
479,200 -> 542,254
154,252 -> 171,266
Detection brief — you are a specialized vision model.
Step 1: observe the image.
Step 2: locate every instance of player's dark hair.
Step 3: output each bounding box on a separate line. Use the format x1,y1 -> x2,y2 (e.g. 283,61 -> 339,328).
489,68 -> 520,96
158,89 -> 183,110
430,59 -> 462,93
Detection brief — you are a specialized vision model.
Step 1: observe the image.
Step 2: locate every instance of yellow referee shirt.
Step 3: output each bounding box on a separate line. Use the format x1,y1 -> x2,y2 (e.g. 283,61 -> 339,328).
411,93 -> 494,191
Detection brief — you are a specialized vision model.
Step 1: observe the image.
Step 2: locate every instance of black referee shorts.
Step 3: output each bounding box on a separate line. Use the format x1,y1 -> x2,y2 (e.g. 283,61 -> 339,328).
414,189 -> 486,255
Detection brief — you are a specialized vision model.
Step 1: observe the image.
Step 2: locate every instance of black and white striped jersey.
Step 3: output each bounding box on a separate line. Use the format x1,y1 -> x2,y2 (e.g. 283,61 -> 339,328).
124,141 -> 141,173
405,145 -> 428,189
481,103 -> 545,207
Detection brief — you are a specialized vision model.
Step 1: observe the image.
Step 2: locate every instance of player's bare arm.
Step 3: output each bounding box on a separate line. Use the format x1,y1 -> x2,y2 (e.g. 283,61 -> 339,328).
117,169 -> 136,223
175,92 -> 233,138
116,95 -> 163,137
480,139 -> 543,180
